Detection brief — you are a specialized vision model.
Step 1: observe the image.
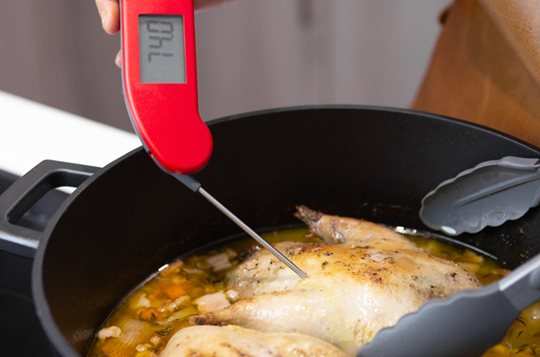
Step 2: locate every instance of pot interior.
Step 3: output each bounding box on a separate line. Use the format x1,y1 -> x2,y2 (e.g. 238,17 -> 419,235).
34,106 -> 540,355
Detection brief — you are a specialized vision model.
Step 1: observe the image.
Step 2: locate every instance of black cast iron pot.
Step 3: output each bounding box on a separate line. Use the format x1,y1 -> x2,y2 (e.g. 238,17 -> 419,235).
1,106 -> 540,356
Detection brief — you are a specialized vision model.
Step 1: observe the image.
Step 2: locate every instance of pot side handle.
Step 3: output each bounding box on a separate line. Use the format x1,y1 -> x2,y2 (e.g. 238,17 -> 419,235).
0,160 -> 98,259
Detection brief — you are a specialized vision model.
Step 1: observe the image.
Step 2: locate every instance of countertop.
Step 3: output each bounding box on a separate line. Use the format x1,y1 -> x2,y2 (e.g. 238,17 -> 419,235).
0,90 -> 140,177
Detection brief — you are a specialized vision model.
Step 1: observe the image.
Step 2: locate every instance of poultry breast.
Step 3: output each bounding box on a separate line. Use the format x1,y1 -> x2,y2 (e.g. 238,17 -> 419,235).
159,325 -> 349,357
192,206 -> 482,356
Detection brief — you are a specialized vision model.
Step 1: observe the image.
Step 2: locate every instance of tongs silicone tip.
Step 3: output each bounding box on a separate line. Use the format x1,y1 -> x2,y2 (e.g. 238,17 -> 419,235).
420,156 -> 540,236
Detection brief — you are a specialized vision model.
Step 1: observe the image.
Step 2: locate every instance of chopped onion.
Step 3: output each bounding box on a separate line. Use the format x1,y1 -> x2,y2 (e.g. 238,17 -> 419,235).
168,295 -> 191,312
97,326 -> 122,340
458,262 -> 480,274
225,247 -> 237,258
183,268 -> 205,275
150,335 -> 161,345
206,253 -> 232,271
135,293 -> 151,308
195,292 -> 231,313
166,306 -> 197,323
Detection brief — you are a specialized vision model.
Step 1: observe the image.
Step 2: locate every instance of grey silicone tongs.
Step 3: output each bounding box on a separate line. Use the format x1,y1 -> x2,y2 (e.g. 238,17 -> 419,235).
356,250 -> 540,357
420,156 -> 540,236
356,156 -> 540,356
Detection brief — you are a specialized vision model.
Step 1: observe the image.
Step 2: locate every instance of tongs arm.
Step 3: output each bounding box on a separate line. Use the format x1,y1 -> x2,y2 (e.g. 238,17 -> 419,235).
356,252 -> 540,357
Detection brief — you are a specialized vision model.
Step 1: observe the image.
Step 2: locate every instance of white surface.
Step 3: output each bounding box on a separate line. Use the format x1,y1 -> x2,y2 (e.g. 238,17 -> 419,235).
0,90 -> 140,177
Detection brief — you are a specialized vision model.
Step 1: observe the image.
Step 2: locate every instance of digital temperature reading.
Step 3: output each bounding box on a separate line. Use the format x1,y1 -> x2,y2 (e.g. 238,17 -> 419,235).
139,15 -> 186,84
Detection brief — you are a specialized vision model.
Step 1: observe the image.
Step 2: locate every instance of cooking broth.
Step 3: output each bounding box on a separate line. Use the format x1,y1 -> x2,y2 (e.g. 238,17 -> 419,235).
87,228 -> 536,357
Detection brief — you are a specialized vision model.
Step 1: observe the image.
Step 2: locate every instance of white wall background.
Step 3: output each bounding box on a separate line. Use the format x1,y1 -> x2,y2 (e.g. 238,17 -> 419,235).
196,0 -> 451,121
0,0 -> 451,131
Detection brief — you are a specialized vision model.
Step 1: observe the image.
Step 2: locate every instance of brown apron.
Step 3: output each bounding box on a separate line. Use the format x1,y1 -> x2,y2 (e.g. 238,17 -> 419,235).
411,0 -> 540,148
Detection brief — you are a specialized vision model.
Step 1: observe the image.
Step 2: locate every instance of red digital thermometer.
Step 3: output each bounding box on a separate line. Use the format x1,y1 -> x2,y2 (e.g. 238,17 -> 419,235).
121,0 -> 212,180
120,0 -> 306,279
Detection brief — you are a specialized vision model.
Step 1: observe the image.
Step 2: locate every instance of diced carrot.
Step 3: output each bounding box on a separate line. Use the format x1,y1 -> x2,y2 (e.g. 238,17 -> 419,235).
140,307 -> 158,321
165,284 -> 187,299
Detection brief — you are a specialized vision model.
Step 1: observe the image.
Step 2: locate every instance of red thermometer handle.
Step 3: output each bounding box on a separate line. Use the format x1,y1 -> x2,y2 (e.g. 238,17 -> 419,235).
121,0 -> 213,175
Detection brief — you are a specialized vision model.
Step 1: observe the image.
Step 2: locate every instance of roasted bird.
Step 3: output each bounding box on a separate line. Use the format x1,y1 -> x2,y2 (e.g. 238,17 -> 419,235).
159,325 -> 349,357
190,206 -> 482,356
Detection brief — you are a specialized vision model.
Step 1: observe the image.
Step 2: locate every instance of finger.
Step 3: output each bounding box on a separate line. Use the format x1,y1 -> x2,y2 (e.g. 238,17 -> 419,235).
96,0 -> 120,34
115,50 -> 122,68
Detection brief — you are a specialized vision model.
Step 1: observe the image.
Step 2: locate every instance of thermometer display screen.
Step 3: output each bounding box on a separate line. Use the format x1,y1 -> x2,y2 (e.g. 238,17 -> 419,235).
139,15 -> 186,84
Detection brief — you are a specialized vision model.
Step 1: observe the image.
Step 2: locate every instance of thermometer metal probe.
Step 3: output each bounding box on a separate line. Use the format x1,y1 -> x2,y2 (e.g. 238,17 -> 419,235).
120,0 -> 306,279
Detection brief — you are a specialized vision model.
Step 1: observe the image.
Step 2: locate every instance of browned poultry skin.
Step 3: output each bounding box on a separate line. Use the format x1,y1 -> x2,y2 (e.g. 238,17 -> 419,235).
294,205 -> 424,249
194,207 -> 482,356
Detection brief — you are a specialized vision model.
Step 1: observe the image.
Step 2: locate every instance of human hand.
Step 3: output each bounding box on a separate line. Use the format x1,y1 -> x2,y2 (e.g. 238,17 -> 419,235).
95,0 -> 234,67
